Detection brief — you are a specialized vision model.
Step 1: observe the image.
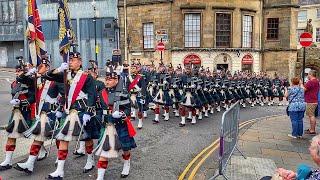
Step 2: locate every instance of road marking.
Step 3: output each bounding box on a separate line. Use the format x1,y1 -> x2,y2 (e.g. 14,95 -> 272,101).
187,120 -> 255,180
179,114 -> 284,180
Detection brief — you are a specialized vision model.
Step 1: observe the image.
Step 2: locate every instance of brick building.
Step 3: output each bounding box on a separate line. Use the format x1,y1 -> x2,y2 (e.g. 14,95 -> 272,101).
118,0 -> 299,78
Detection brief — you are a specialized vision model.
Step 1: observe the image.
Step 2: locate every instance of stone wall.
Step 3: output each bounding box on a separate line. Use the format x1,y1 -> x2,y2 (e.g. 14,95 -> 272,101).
262,51 -> 297,78
296,47 -> 320,76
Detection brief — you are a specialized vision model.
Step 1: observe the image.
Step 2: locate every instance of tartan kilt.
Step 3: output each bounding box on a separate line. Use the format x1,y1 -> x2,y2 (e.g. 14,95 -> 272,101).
197,90 -> 208,105
174,89 -> 183,102
241,88 -> 250,98
193,92 -> 203,108
115,123 -> 137,151
249,89 -> 257,98
204,91 -> 213,104
225,91 -> 234,101
232,90 -> 241,100
211,91 -> 221,103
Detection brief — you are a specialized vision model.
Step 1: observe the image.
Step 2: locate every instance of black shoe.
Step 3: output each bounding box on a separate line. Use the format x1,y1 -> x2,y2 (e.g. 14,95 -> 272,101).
73,151 -> 85,157
14,164 -> 32,174
47,175 -> 63,180
83,166 -> 94,173
121,174 -> 129,178
0,164 -> 12,171
152,120 -> 159,124
179,123 -> 185,127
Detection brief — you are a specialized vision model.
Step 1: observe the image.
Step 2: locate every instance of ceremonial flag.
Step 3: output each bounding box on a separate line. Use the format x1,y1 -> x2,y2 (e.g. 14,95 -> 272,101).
26,0 -> 46,66
58,0 -> 76,62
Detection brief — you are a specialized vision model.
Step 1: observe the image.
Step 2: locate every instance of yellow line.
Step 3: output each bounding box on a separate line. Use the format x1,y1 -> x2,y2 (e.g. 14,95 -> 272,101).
187,120 -> 256,180
178,120 -> 255,180
178,139 -> 219,180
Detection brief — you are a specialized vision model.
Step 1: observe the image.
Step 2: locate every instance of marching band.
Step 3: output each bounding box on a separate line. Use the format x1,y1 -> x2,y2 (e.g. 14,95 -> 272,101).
0,54 -> 289,180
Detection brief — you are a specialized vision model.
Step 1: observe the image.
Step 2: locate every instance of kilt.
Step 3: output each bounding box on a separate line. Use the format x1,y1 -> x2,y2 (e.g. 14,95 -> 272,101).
114,122 -> 137,151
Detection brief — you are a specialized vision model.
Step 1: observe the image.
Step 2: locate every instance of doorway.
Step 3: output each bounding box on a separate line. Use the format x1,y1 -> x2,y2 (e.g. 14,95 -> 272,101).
217,64 -> 228,71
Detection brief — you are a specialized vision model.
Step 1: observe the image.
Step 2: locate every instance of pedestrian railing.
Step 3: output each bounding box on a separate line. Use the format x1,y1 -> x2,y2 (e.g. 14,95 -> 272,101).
209,101 -> 246,180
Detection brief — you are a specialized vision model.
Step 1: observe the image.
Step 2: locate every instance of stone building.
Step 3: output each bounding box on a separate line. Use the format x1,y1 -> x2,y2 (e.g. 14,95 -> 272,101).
296,0 -> 320,77
297,0 -> 320,48
0,0 -> 24,67
118,0 -> 299,77
0,0 -> 119,69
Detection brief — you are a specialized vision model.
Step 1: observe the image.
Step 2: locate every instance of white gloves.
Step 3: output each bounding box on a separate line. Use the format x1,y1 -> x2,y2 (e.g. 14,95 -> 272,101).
55,111 -> 63,118
82,114 -> 91,126
56,62 -> 69,73
112,111 -> 124,119
25,67 -> 37,76
10,99 -> 20,105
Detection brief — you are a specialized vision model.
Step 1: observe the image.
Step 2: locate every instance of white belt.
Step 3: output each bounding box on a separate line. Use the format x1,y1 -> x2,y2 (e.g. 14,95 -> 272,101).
77,91 -> 88,100
45,96 -> 58,104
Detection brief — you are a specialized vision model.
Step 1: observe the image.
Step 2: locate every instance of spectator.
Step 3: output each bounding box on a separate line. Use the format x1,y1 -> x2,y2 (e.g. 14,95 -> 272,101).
285,77 -> 306,139
261,134 -> 320,180
302,70 -> 320,135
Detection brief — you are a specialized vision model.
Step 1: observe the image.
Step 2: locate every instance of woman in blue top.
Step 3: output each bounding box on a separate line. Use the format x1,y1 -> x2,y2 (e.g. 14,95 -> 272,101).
285,77 -> 306,138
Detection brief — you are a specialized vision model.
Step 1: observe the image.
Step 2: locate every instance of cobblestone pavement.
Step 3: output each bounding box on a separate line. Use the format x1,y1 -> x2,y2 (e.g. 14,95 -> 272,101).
0,105 -> 285,180
199,115 -> 318,180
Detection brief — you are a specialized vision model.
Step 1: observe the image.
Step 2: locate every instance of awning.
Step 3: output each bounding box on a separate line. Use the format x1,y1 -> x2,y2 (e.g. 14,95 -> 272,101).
183,54 -> 201,65
242,54 -> 253,65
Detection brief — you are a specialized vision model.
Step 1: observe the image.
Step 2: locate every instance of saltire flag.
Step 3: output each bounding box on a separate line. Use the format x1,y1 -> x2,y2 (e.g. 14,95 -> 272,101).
26,0 -> 46,66
58,0 -> 76,62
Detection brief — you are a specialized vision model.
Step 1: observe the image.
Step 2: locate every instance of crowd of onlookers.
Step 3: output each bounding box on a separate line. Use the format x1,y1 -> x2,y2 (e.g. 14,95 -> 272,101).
262,70 -> 320,180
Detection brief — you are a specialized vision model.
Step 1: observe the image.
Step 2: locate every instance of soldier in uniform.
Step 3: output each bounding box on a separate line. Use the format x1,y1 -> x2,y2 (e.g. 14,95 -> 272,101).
46,52 -> 96,179
179,66 -> 197,126
73,60 -> 104,159
14,56 -> 64,173
153,62 -> 173,123
128,63 -> 147,129
0,59 -> 36,171
263,74 -> 274,106
94,70 -> 137,179
272,73 -> 284,106
171,65 -> 183,117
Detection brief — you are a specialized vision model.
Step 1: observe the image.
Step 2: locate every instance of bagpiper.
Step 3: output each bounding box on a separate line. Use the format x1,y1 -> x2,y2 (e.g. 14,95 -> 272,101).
0,57 -> 36,171
46,52 -> 96,179
94,68 -> 137,180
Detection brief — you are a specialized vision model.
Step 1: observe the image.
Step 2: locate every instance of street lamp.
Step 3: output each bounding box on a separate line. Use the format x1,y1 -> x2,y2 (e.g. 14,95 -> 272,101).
91,0 -> 98,67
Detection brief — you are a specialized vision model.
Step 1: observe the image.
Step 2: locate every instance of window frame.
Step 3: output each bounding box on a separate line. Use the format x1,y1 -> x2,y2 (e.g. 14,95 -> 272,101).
215,11 -> 232,48
142,22 -> 154,50
183,12 -> 202,48
316,28 -> 320,42
298,10 -> 307,22
266,18 -> 279,41
242,14 -> 254,48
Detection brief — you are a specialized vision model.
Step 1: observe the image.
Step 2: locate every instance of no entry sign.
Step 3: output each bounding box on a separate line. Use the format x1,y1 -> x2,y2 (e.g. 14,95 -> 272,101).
156,42 -> 165,51
300,32 -> 313,47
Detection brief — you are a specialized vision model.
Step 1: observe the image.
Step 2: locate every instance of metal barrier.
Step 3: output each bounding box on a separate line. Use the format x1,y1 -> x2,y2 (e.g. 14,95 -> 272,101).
209,101 -> 246,180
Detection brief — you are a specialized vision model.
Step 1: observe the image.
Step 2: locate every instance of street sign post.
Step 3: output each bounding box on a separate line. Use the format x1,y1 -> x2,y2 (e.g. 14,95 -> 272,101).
300,32 -> 313,84
156,40 -> 165,61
